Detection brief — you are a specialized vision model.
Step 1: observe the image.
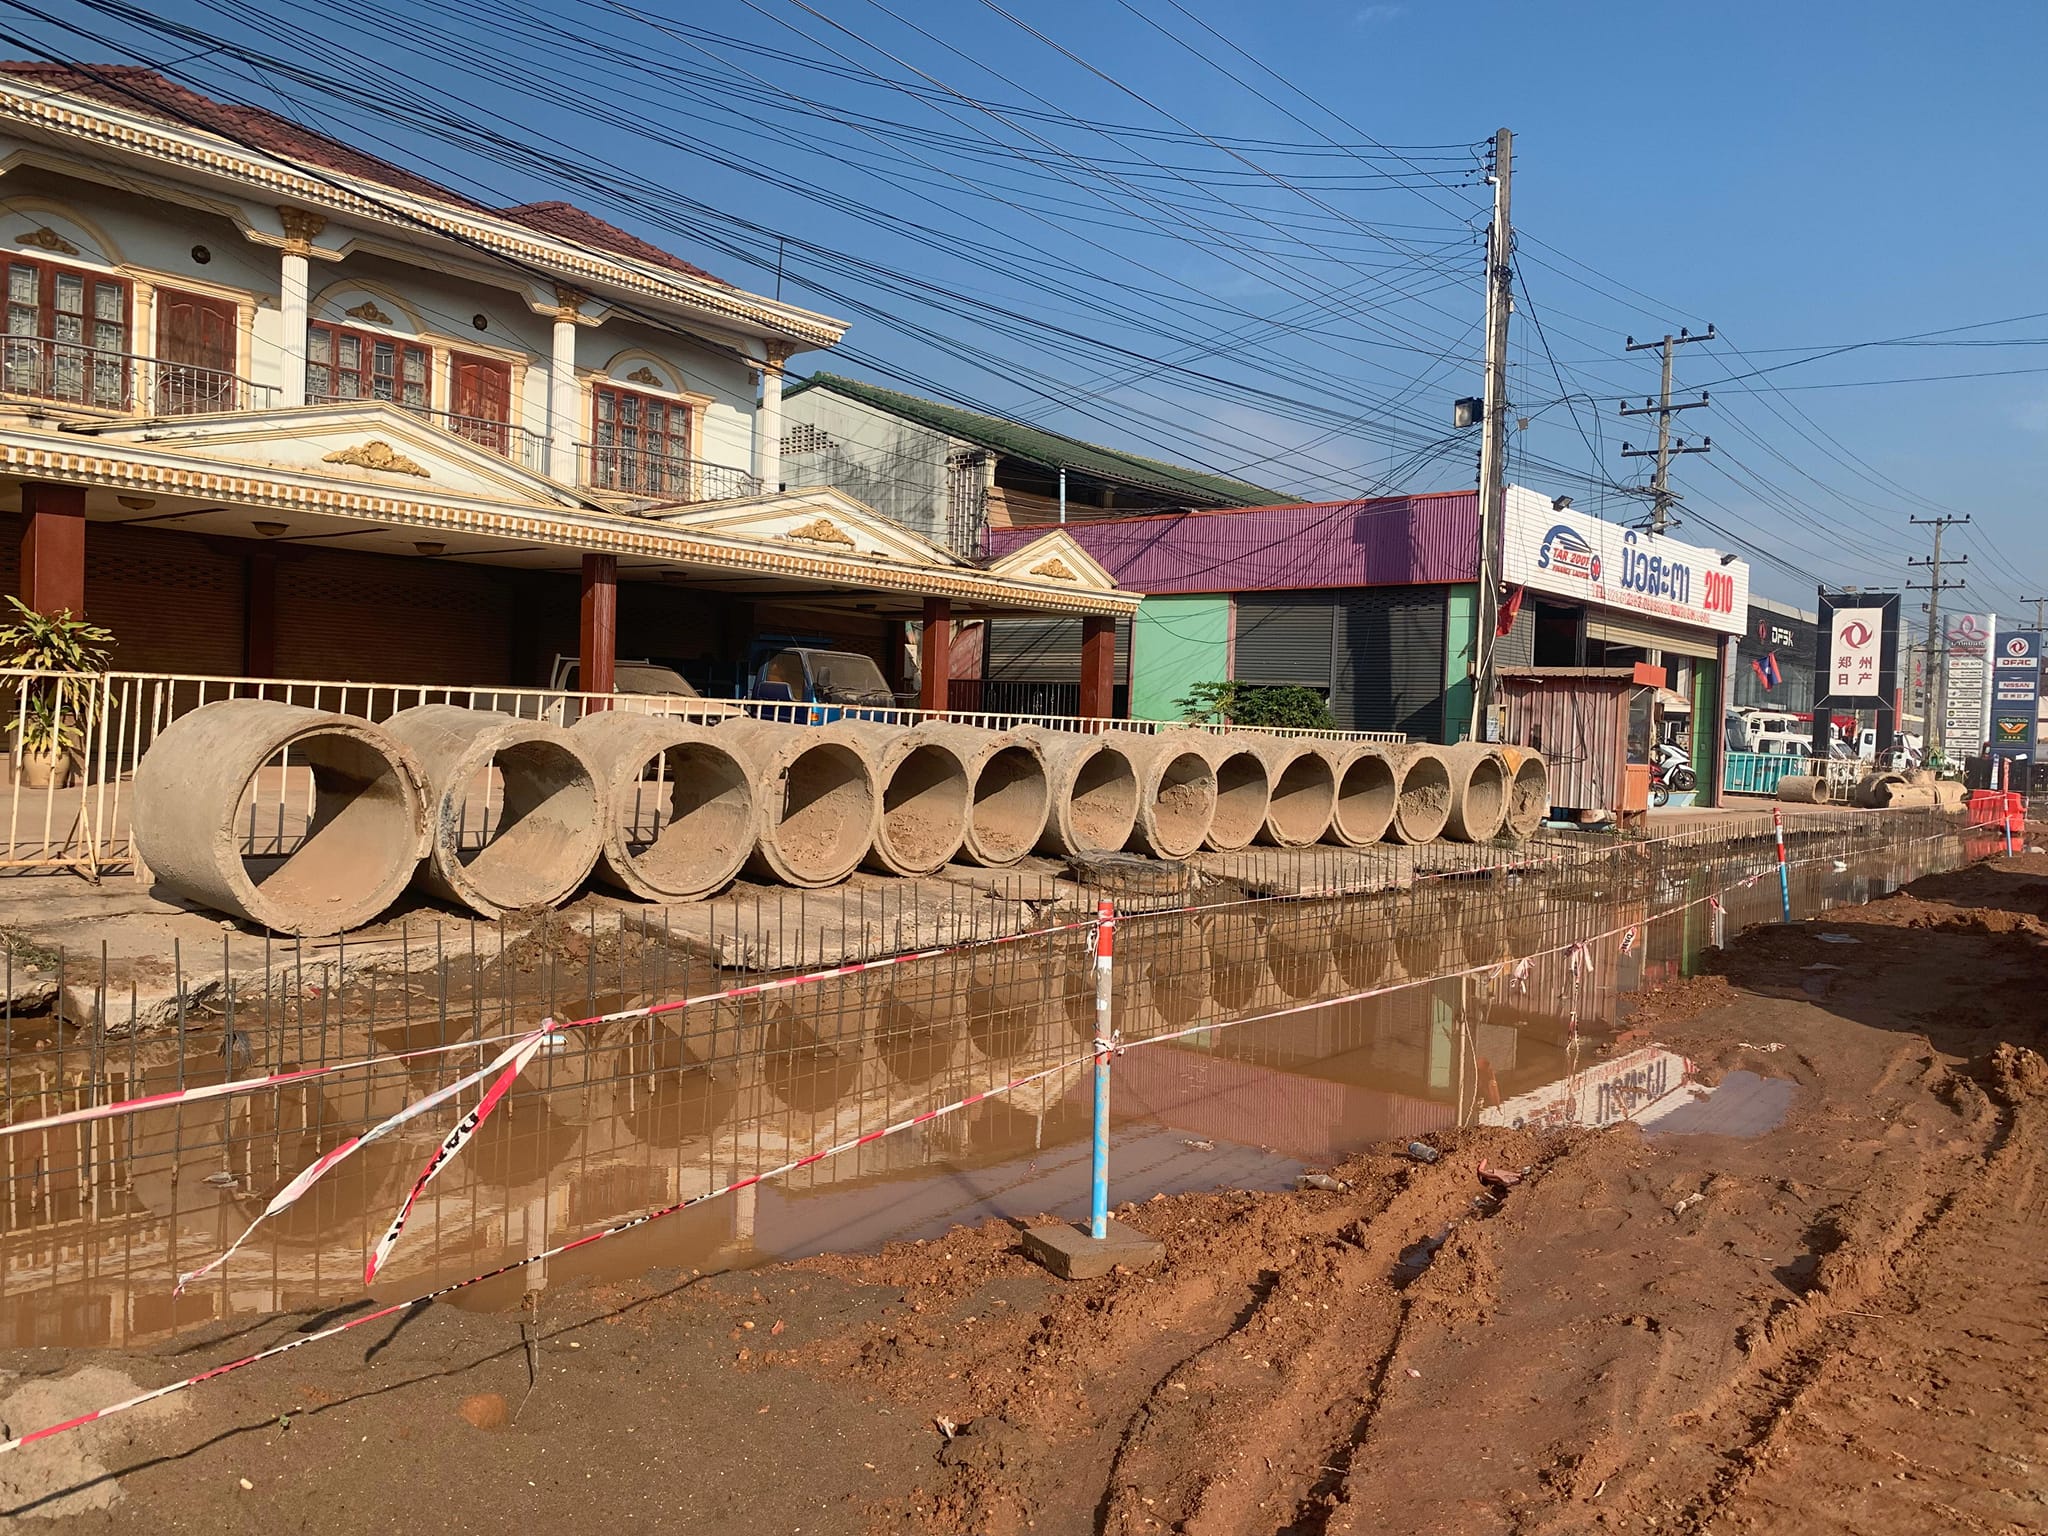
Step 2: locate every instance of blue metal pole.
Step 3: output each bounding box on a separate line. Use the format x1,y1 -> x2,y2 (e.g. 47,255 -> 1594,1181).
1090,897 -> 1114,1241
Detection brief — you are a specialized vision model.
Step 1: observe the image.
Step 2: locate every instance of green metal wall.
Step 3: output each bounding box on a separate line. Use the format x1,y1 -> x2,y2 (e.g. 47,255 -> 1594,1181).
1129,594 -> 1231,720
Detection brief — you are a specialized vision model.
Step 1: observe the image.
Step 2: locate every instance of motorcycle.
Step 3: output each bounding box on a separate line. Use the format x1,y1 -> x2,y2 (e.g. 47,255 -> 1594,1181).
1649,742 -> 1697,807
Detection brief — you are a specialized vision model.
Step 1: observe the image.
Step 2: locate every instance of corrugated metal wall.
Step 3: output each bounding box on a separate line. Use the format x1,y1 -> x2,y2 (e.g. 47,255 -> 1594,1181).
983,616 -> 1130,682
1333,588 -> 1447,739
1497,603 -> 1536,669
1498,676 -> 1629,812
1233,592 -> 1334,687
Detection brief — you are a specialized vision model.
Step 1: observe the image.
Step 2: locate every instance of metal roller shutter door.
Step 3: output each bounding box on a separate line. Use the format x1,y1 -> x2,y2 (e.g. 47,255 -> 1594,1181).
1232,593 -> 1335,687
1585,611 -> 1719,660
983,616 -> 1129,681
88,524 -> 246,675
1334,588 -> 1446,738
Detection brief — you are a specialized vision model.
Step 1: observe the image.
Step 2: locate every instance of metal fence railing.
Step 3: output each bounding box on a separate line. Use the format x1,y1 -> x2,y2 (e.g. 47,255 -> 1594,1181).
0,668 -> 1412,875
1723,753 -> 1864,798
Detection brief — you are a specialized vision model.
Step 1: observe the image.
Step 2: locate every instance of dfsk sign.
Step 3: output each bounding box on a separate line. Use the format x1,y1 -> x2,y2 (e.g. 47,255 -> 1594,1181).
1504,487 -> 1748,634
1826,607 -> 1884,702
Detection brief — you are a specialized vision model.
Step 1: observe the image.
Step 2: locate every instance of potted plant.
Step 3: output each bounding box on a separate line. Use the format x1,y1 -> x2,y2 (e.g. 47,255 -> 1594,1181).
0,598 -> 115,789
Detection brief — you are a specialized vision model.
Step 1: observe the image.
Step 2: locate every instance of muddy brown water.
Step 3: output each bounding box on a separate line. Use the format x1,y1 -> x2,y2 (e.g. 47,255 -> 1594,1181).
0,826 -> 1976,1349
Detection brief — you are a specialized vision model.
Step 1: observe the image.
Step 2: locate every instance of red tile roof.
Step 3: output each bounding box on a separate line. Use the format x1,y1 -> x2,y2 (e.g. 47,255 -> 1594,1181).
0,62 -> 730,287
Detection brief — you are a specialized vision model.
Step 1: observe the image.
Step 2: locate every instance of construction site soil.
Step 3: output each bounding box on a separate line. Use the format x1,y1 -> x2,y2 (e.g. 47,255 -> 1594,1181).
6,843 -> 2048,1535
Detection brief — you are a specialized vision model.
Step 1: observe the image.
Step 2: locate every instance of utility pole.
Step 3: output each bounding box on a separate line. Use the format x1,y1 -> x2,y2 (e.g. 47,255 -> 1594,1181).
1469,126 -> 1512,741
2021,593 -> 2048,632
1908,514 -> 1969,754
1620,327 -> 1715,533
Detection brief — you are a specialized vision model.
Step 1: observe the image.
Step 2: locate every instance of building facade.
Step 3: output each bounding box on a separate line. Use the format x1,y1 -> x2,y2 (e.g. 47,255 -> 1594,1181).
0,63 -> 1133,703
780,373 -> 1282,559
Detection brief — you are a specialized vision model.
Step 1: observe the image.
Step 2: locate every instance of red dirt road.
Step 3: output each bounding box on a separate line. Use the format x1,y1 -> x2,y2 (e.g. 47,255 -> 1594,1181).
5,853 -> 2048,1535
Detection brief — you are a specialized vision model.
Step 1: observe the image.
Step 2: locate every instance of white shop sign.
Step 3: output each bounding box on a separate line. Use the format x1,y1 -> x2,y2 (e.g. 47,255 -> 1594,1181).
1501,487 -> 1748,636
1825,606 -> 1885,702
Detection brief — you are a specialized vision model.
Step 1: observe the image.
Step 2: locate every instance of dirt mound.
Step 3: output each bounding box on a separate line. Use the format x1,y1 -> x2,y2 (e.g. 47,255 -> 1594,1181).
1988,1041 -> 2048,1104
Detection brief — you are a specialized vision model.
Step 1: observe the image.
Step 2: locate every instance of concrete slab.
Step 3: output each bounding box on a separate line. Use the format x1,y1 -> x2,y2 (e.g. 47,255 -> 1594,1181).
1020,1218 -> 1165,1280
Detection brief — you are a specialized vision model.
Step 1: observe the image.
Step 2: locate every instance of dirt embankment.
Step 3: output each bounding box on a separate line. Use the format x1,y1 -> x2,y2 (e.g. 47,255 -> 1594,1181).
7,852 -> 2048,1536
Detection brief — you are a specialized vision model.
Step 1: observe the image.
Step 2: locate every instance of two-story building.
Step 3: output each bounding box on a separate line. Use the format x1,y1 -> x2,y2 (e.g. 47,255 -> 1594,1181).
0,62 -> 1133,706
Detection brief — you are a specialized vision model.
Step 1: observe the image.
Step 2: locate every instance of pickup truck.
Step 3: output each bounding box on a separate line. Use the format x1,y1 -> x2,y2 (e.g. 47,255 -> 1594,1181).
748,647 -> 907,725
542,656 -> 742,724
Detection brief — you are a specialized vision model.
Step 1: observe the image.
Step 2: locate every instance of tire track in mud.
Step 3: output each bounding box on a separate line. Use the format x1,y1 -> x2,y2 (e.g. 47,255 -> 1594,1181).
1094,1150 -> 1541,1536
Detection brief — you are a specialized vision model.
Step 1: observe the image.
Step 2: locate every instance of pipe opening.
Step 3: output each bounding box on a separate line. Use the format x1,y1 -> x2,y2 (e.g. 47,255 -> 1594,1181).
1066,747 -> 1139,850
876,986 -> 958,1083
767,742 -> 874,884
1391,753 -> 1453,843
763,1007 -> 862,1113
1449,755 -> 1508,842
1332,752 -> 1398,844
238,732 -> 420,927
1506,757 -> 1549,837
446,738 -> 599,909
1148,750 -> 1215,856
1206,750 -> 1269,849
968,744 -> 1049,864
878,743 -> 970,870
1264,752 -> 1336,845
617,742 -> 753,893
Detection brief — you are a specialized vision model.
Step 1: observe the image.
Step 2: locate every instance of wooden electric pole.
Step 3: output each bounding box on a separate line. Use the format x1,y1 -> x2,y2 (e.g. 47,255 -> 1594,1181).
1471,126 -> 1512,740
1621,328 -> 1714,533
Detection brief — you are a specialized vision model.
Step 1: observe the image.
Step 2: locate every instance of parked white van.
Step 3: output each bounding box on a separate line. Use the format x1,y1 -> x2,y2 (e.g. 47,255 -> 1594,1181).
1740,710 -> 1810,755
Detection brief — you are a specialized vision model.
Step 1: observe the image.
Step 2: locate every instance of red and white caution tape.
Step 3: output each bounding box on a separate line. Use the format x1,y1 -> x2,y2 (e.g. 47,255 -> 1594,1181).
174,1026 -> 551,1293
0,1046 -> 1090,1458
364,1027 -> 552,1284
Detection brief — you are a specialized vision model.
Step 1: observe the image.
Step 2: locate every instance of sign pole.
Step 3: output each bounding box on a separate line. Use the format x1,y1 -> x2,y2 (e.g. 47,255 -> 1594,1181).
1773,806 -> 1792,923
1090,898 -> 1115,1242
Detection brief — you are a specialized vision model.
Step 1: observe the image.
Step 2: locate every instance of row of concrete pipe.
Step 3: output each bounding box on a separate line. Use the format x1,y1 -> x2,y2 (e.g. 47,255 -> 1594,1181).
130,699 -> 1551,936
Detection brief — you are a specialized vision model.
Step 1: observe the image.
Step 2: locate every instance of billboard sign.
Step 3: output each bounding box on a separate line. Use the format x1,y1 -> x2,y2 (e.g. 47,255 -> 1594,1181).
1991,630 -> 2040,752
1502,487 -> 1748,634
1813,593 -> 1902,724
1941,612 -> 1996,757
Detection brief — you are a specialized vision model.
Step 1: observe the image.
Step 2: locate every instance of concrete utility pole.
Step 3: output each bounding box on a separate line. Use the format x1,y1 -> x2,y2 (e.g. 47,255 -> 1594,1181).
1620,328 -> 1715,533
1908,514 -> 1969,753
2021,593 -> 2048,632
1470,126 -> 1512,741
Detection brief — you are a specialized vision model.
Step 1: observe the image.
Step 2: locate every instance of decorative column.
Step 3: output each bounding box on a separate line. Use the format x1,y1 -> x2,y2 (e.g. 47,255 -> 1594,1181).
19,481 -> 85,617
549,286 -> 584,484
752,344 -> 788,494
277,208 -> 326,409
1080,615 -> 1117,723
580,552 -> 618,703
918,596 -> 951,715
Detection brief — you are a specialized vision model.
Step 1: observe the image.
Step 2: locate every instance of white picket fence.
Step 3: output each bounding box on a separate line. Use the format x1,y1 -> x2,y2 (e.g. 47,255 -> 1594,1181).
0,668 -> 1409,876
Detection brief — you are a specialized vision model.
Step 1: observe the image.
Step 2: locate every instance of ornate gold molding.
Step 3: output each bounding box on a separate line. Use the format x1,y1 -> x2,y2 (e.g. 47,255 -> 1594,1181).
322,439 -> 430,478
1028,556 -> 1079,582
278,207 -> 328,255
624,366 -> 664,388
784,516 -> 855,549
552,282 -> 587,320
14,226 -> 79,256
343,299 -> 394,325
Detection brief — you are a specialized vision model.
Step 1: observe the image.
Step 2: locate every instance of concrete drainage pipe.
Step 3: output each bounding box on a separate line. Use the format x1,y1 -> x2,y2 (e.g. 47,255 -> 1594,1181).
383,705 -> 605,918
1497,746 -> 1550,839
841,722 -> 971,876
1322,742 -> 1399,847
1386,745 -> 1455,845
1189,735 -> 1270,852
132,699 -> 428,936
1106,732 -> 1217,859
1250,738 -> 1338,847
920,725 -> 1053,867
1012,728 -> 1140,856
718,719 -> 879,888
1441,742 -> 1511,843
569,712 -> 756,901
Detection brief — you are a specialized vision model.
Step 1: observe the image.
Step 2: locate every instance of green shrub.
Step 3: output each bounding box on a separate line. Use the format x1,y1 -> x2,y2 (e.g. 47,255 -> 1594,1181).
1176,681 -> 1335,731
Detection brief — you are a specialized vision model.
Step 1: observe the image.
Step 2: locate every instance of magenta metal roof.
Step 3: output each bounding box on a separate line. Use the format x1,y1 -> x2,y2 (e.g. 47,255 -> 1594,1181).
984,491 -> 1479,593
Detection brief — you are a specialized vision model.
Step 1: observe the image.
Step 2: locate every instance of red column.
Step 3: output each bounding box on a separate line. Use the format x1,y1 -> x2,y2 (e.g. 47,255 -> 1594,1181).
1080,615 -> 1116,723
579,552 -> 618,704
918,596 -> 951,715
244,550 -> 278,677
19,481 -> 86,617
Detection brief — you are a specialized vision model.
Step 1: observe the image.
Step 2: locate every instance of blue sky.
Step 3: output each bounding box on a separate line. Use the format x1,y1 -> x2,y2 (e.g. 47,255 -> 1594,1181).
6,0 -> 2042,610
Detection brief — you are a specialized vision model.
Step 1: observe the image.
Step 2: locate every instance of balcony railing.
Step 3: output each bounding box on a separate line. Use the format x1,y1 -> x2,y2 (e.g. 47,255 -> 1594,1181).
307,394 -> 546,471
0,335 -> 277,415
577,442 -> 760,503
